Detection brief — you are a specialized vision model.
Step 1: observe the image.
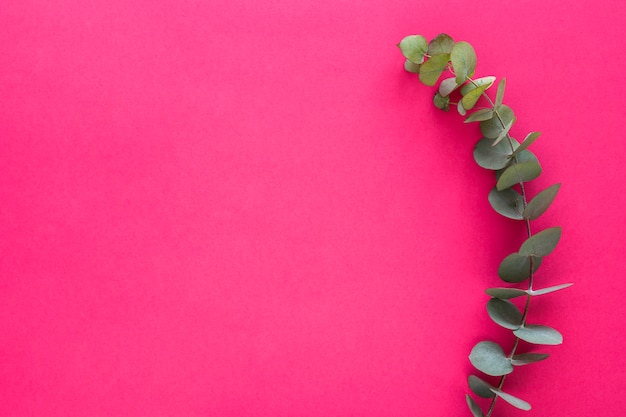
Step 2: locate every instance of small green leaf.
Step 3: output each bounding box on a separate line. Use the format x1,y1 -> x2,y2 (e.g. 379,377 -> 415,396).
419,53 -> 450,86
398,35 -> 428,64
404,59 -> 420,73
495,78 -> 506,107
488,187 -> 524,220
519,227 -> 562,257
474,137 -> 519,170
462,84 -> 490,110
465,109 -> 494,123
496,160 -> 542,191
480,105 -> 514,139
487,298 -> 522,330
511,353 -> 550,366
486,287 -> 528,299
498,253 -> 542,283
438,77 -> 459,97
491,117 -> 516,147
457,100 -> 467,116
523,183 -> 561,220
427,33 -> 455,55
466,395 -> 485,417
433,92 -> 450,111
468,375 -> 496,398
460,76 -> 496,95
469,341 -> 513,376
529,283 -> 573,296
490,388 -> 532,411
451,41 -> 477,84
510,132 -> 541,158
514,324 -> 563,345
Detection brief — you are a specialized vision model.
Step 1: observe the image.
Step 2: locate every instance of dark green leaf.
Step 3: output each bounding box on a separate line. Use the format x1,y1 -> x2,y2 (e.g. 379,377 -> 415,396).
419,53 -> 450,86
495,78 -> 506,107
460,76 -> 496,95
498,253 -> 542,283
530,283 -> 573,296
510,132 -> 541,158
490,388 -> 532,411
496,160 -> 542,191
523,183 -> 561,220
470,341 -> 513,376
465,109 -> 494,123
514,324 -> 563,345
404,59 -> 420,73
491,117 -> 516,147
474,137 -> 519,170
519,227 -> 562,257
438,77 -> 459,97
427,33 -> 455,55
511,353 -> 550,366
468,375 -> 496,398
487,298 -> 522,330
488,187 -> 524,220
480,105 -> 514,139
398,35 -> 428,64
466,395 -> 485,417
485,287 -> 527,299
451,41 -> 477,84
433,92 -> 450,111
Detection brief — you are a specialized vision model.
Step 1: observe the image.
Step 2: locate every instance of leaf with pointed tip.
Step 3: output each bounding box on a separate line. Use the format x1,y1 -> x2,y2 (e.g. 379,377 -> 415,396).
491,117 -> 516,147
488,187 -> 524,220
530,283 -> 573,296
427,33 -> 455,55
466,395 -> 485,417
511,353 -> 550,366
519,227 -> 562,257
438,77 -> 459,97
460,76 -> 496,95
418,53 -> 450,86
433,92 -> 450,111
404,59 -> 420,73
496,160 -> 542,191
495,78 -> 506,107
469,341 -> 513,376
514,324 -> 563,345
487,298 -> 522,330
490,388 -> 532,411
474,137 -> 519,170
523,183 -> 561,220
451,41 -> 477,84
468,375 -> 496,398
486,287 -> 527,299
398,35 -> 428,64
462,84 -> 490,110
480,105 -> 514,138
498,253 -> 542,283
510,132 -> 541,158
465,109 -> 494,123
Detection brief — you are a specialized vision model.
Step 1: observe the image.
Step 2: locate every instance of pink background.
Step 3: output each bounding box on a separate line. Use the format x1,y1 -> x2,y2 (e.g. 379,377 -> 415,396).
2,0 -> 625,416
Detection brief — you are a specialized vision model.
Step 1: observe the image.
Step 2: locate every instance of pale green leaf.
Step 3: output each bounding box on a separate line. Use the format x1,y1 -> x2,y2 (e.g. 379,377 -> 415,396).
469,341 -> 513,376
523,183 -> 561,220
466,395 -> 485,417
496,160 -> 542,191
404,59 -> 420,73
485,287 -> 527,299
498,253 -> 542,283
487,298 -> 522,330
495,78 -> 506,107
490,388 -> 532,411
457,100 -> 467,116
419,53 -> 450,86
468,375 -> 496,398
529,283 -> 573,296
451,41 -> 477,84
398,35 -> 428,64
427,33 -> 454,55
488,187 -> 524,220
460,76 -> 496,95
519,227 -> 562,257
480,105 -> 514,139
511,353 -> 549,366
438,77 -> 459,97
514,324 -> 563,345
462,84 -> 490,110
510,132 -> 541,158
465,109 -> 494,123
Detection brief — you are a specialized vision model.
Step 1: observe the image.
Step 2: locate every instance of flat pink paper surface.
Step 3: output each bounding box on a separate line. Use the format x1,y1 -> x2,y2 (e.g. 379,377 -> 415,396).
2,1 -> 625,416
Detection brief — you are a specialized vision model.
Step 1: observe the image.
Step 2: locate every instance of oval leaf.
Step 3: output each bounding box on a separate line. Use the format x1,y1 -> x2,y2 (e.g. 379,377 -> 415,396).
468,375 -> 496,398
519,227 -> 562,257
462,83 -> 490,110
433,92 -> 450,111
530,283 -> 573,296
469,341 -> 513,376
451,41 -> 477,84
427,33 -> 455,55
498,253 -> 542,283
404,59 -> 420,73
460,76 -> 496,95
511,352 -> 550,366
419,53 -> 450,86
488,187 -> 524,220
486,287 -> 527,299
496,160 -> 542,191
480,105 -> 514,139
439,77 -> 459,97
487,298 -> 522,330
398,35 -> 428,64
495,78 -> 506,107
523,183 -> 561,220
513,324 -> 563,345
490,388 -> 532,411
465,108 -> 494,123
466,395 -> 485,417
474,137 -> 519,170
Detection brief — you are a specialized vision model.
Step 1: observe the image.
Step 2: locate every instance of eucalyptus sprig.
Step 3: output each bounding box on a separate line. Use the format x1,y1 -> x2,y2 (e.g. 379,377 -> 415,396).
398,33 -> 570,416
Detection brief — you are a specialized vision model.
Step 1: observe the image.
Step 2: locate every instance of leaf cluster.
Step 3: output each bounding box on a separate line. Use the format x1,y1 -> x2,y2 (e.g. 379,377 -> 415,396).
399,33 -> 569,417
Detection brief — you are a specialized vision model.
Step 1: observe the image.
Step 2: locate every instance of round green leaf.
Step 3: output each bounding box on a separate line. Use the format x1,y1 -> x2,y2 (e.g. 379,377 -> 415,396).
404,59 -> 420,73
529,283 -> 573,296
466,395 -> 485,417
487,298 -> 522,330
427,33 -> 454,55
468,375 -> 496,398
480,105 -> 514,139
498,253 -> 542,283
519,227 -> 562,257
433,92 -> 450,111
511,352 -> 549,366
398,35 -> 428,64
513,324 -> 563,345
490,387 -> 532,411
488,187 -> 524,220
438,77 -> 459,97
485,287 -> 527,299
469,341 -> 513,376
474,138 -> 519,170
523,183 -> 561,220
451,41 -> 477,84
419,53 -> 450,86
496,160 -> 542,191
